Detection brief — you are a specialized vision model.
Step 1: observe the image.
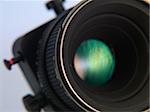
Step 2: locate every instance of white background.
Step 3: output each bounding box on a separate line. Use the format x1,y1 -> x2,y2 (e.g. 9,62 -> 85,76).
0,0 -> 80,112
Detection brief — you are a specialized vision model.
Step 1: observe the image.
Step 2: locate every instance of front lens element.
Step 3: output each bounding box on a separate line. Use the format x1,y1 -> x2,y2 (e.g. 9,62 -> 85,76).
74,39 -> 115,86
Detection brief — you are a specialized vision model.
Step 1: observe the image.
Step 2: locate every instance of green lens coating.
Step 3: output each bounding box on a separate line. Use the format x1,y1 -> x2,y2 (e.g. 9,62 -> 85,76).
74,39 -> 115,86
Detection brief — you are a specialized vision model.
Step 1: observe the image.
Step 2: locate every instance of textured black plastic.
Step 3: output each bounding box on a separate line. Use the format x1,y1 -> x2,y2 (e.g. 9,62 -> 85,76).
45,17 -> 81,111
36,10 -> 80,111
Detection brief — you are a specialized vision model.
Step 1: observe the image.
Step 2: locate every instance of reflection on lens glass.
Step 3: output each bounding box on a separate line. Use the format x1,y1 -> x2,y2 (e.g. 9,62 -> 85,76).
74,39 -> 115,86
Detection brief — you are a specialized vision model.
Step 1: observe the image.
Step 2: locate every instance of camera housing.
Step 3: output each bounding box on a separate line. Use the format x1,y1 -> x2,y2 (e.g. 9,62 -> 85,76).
4,0 -> 149,112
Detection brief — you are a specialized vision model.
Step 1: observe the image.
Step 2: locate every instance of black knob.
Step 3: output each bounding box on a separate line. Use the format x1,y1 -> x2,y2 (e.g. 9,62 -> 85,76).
23,93 -> 47,112
46,0 -> 65,15
4,55 -> 23,70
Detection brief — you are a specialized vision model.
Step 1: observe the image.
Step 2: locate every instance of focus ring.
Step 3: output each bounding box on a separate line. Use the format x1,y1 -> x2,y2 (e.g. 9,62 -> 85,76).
45,16 -> 81,110
36,23 -> 69,110
36,11 -> 76,110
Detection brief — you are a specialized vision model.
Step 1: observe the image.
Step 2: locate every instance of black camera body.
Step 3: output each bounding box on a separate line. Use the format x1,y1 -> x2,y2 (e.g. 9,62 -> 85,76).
4,0 -> 149,112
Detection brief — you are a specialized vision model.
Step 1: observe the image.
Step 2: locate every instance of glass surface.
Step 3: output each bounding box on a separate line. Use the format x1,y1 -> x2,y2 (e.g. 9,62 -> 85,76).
74,39 -> 115,86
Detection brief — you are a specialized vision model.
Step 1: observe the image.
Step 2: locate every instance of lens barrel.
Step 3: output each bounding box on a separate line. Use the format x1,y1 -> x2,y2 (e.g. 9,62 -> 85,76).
36,0 -> 149,111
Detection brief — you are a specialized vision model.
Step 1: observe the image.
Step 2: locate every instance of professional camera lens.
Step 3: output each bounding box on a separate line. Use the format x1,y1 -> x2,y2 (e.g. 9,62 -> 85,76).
36,0 -> 149,111
74,39 -> 115,86
11,0 -> 148,111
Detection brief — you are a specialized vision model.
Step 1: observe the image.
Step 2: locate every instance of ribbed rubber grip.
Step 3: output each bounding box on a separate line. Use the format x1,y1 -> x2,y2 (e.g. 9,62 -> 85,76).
36,11 -> 81,111
45,17 -> 80,111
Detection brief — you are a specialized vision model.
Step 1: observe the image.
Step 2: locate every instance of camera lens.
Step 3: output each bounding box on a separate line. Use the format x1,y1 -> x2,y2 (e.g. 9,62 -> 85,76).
74,39 -> 115,86
36,0 -> 149,111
